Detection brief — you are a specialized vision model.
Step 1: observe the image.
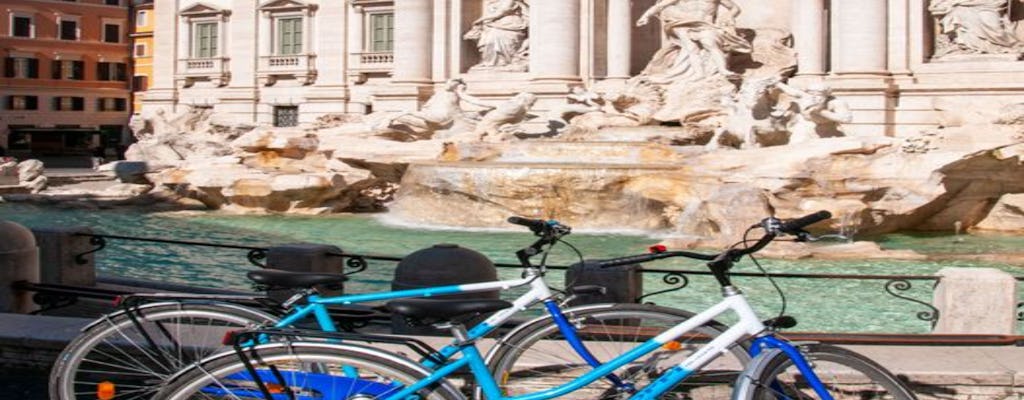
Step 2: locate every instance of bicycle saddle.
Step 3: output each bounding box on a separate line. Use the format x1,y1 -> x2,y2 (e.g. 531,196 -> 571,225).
387,298 -> 512,320
246,269 -> 348,289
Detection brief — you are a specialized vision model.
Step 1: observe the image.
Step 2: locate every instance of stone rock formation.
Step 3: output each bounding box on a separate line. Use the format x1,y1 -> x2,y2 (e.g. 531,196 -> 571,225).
16,160 -> 47,194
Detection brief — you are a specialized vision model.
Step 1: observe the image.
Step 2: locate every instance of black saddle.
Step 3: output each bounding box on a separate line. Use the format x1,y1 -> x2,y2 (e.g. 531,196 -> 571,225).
246,269 -> 348,289
387,299 -> 512,321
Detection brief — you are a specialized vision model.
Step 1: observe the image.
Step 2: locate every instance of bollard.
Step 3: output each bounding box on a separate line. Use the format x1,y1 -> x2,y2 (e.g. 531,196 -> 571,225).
565,261 -> 643,306
0,221 -> 40,313
933,267 -> 1018,335
265,244 -> 345,300
32,227 -> 97,287
391,244 -> 498,335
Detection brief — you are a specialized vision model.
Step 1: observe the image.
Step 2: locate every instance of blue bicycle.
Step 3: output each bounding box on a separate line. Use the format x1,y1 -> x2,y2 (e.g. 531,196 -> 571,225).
154,212 -> 917,400
52,218 -> 743,400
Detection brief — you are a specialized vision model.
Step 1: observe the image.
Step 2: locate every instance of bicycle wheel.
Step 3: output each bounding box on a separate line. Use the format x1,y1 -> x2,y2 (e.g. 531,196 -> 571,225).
732,343 -> 916,400
157,342 -> 466,400
484,303 -> 751,400
50,301 -> 279,400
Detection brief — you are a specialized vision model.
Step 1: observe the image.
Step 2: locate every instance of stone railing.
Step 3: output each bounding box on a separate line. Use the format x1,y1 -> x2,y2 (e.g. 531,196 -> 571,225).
348,52 -> 394,83
257,54 -> 317,85
175,57 -> 230,87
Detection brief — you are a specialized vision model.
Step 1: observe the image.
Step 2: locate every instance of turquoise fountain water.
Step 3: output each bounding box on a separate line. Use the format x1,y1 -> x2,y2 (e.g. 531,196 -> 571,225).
1,203 -> 1020,333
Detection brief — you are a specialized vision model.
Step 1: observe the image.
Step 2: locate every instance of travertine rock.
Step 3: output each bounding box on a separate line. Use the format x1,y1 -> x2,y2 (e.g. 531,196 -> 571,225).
974,193 -> 1024,232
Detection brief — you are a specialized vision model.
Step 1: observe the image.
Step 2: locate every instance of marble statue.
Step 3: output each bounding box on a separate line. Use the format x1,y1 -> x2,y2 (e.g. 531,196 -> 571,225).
376,78 -> 494,141
706,77 -> 788,149
475,92 -> 538,141
930,0 -> 1023,56
550,86 -> 605,129
569,78 -> 664,132
636,0 -> 752,84
464,0 -> 530,72
773,81 -> 852,144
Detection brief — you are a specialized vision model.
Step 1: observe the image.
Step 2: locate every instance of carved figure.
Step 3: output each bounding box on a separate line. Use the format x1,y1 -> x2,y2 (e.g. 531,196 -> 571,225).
636,0 -> 752,84
464,0 -> 530,72
706,77 -> 788,149
773,81 -> 852,144
930,0 -> 1023,56
569,78 -> 665,132
475,92 -> 538,141
376,78 -> 494,141
550,86 -> 604,128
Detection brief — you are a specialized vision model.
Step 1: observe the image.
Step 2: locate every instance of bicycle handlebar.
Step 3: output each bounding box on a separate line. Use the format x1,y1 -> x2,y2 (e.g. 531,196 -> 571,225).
507,216 -> 550,234
595,210 -> 832,270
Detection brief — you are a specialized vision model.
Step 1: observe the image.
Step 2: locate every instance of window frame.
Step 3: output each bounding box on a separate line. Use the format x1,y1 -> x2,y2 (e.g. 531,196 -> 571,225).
134,43 -> 147,57
58,16 -> 81,41
192,21 -> 220,59
52,59 -> 84,80
276,16 -> 304,55
5,57 -> 39,79
136,10 -> 149,27
10,13 -> 34,38
102,20 -> 124,44
7,95 -> 39,111
365,11 -> 394,53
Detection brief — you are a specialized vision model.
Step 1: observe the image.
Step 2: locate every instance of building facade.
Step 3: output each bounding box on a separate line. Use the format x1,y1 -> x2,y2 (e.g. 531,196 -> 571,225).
146,0 -> 1024,136
132,0 -> 154,114
0,0 -> 133,162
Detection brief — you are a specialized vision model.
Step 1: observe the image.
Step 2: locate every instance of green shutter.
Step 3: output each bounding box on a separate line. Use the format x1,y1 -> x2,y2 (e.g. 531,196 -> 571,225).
195,23 -> 217,58
370,14 -> 393,52
278,18 -> 302,55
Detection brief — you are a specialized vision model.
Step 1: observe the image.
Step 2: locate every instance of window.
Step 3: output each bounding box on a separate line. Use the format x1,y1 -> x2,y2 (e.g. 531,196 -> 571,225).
60,20 -> 78,40
52,60 -> 84,80
103,24 -> 121,43
6,96 -> 38,111
277,17 -> 303,55
274,106 -> 299,127
54,97 -> 85,111
132,75 -> 148,91
12,16 -> 32,38
369,13 -> 394,52
194,22 -> 219,58
105,0 -> 120,5
97,62 -> 128,81
4,57 -> 39,79
97,98 -> 127,112
134,43 -> 147,57
137,10 -> 148,27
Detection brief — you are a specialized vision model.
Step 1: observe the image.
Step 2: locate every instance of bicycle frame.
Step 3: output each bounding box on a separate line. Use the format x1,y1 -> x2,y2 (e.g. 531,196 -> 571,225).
381,288 -> 834,400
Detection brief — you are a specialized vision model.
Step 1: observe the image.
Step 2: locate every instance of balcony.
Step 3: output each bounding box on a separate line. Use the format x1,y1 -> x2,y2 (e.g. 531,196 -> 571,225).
176,58 -> 230,87
348,51 -> 394,83
257,54 -> 317,86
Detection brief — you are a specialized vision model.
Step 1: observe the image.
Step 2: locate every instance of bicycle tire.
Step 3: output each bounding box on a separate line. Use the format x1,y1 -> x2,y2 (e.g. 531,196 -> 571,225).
484,303 -> 751,400
732,343 -> 917,400
49,301 -> 279,400
156,341 -> 466,400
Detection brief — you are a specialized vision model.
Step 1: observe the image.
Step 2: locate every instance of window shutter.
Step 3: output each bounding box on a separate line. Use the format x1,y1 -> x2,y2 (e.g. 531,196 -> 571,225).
27,58 -> 38,78
53,97 -> 62,111
6,96 -> 13,110
72,97 -> 84,111
73,61 -> 84,80
98,62 -> 110,81
115,63 -> 127,81
97,98 -> 105,111
3,58 -> 13,78
115,98 -> 126,111
26,96 -> 37,110
53,60 -> 62,79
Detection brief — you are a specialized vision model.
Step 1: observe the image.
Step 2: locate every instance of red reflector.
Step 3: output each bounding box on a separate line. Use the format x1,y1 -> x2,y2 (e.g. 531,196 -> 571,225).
221,330 -> 238,346
648,245 -> 667,253
112,296 -> 123,307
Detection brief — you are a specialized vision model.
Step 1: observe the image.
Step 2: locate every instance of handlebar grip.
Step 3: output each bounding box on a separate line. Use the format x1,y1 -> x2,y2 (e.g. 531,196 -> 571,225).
507,216 -> 548,232
779,210 -> 832,234
597,254 -> 658,268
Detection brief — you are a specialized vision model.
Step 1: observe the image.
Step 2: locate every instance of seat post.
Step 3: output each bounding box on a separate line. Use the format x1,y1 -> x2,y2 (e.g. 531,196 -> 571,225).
435,322 -> 471,344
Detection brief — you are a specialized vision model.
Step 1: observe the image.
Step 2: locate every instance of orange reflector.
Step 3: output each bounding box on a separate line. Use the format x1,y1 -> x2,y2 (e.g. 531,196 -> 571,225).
266,383 -> 287,393
221,330 -> 238,346
97,381 -> 115,400
112,296 -> 123,307
648,244 -> 667,253
662,341 -> 683,351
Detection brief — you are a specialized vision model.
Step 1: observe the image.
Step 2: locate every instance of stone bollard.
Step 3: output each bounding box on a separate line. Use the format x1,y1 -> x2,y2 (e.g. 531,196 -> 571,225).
565,261 -> 643,306
265,244 -> 346,300
32,227 -> 97,287
933,267 -> 1018,335
0,221 -> 40,313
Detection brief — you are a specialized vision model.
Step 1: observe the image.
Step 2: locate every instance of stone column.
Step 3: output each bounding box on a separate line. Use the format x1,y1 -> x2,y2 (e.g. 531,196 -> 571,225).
606,0 -> 632,80
392,0 -> 433,84
791,0 -> 826,76
531,0 -> 581,82
831,0 -> 888,75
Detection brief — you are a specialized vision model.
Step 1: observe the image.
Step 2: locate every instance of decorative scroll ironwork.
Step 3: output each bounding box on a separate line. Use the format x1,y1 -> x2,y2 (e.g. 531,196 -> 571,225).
636,272 -> 690,304
885,279 -> 940,328
75,236 -> 107,265
1017,302 -> 1024,322
344,256 -> 369,276
247,249 -> 268,268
